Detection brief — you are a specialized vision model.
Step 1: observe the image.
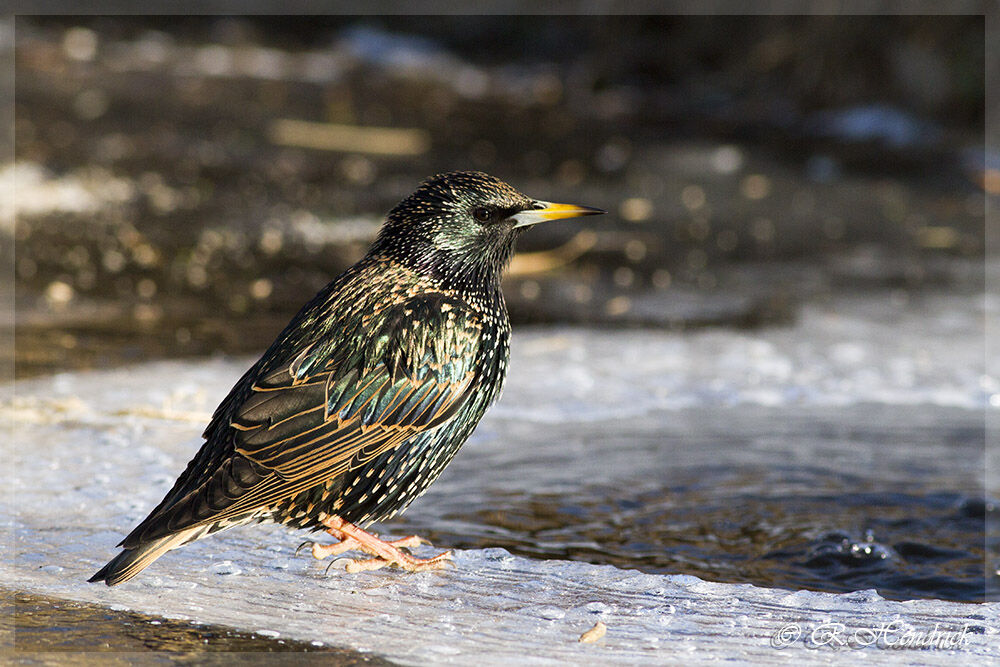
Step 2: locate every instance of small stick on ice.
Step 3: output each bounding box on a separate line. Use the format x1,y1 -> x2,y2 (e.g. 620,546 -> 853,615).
579,621 -> 606,643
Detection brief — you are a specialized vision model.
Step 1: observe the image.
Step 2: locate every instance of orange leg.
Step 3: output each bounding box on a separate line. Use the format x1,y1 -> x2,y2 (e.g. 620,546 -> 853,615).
301,515 -> 452,573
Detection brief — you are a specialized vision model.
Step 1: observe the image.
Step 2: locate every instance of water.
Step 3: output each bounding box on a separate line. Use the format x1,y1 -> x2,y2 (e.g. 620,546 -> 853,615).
401,483 -> 989,602
389,404 -> 989,603
7,590 -> 387,662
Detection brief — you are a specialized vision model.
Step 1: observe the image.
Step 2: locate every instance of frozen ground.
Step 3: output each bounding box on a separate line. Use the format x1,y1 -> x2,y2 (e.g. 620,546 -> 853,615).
7,289 -> 998,662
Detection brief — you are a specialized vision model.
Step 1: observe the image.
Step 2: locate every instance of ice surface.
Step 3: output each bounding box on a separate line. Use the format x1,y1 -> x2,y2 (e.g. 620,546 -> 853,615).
499,292 -> 991,422
7,292 -> 997,662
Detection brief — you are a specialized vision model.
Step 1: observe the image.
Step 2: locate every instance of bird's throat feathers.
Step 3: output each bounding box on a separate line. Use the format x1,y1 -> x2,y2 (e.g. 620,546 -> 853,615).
370,212 -> 518,296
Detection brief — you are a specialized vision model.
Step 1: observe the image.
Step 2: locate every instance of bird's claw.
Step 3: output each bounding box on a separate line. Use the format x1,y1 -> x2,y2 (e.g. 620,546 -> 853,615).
325,557 -> 353,575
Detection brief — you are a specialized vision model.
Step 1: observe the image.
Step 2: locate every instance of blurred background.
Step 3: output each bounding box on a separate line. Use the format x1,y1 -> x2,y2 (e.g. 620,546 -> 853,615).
6,12 -> 999,632
9,13 -> 991,375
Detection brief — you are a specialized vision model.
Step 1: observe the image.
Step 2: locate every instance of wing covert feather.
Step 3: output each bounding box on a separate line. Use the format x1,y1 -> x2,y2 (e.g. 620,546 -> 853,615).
231,293 -> 482,484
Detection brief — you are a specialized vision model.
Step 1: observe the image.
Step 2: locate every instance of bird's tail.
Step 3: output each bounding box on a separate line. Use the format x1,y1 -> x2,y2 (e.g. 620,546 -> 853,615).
88,528 -> 198,586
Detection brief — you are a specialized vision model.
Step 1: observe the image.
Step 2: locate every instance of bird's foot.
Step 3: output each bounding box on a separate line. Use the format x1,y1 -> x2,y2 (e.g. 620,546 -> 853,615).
299,534 -> 430,561
312,515 -> 451,574
296,536 -> 364,559
341,549 -> 453,574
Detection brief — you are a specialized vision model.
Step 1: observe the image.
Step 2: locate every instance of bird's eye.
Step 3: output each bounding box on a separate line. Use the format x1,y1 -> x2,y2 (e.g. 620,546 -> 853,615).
471,206 -> 492,223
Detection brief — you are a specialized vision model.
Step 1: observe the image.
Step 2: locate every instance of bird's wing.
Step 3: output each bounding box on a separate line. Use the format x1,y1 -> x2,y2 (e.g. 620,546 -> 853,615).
232,292 -> 482,481
122,293 -> 483,547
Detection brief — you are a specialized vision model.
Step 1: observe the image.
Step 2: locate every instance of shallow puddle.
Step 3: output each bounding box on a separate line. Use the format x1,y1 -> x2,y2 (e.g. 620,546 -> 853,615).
397,486 -> 989,603
6,589 -> 393,662
388,405 -> 991,603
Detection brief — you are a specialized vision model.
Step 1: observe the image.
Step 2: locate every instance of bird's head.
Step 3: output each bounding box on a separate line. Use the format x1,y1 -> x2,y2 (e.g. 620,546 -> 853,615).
371,171 -> 603,291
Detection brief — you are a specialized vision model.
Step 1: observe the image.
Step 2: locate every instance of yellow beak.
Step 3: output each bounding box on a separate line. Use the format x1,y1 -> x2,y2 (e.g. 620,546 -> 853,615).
511,201 -> 605,228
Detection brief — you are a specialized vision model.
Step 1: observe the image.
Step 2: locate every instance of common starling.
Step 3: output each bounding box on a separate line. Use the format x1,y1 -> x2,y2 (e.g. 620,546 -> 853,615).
90,171 -> 603,585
